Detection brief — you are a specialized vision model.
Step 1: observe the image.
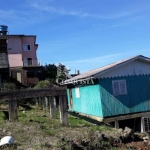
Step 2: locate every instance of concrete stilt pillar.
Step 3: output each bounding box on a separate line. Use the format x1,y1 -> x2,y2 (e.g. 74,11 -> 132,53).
9,100 -> 18,121
59,95 -> 68,125
49,96 -> 57,119
115,120 -> 119,129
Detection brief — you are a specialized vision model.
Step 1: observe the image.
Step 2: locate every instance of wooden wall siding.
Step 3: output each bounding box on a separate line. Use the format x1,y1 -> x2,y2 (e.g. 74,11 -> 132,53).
99,75 -> 150,117
67,85 -> 103,117
95,60 -> 150,79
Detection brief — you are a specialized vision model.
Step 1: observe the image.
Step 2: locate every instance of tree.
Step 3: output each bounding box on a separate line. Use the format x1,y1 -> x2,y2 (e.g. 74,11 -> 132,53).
41,63 -> 70,84
42,64 -> 57,83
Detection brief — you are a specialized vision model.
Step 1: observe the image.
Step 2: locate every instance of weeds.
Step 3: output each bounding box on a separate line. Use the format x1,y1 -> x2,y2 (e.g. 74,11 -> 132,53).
0,104 -> 116,149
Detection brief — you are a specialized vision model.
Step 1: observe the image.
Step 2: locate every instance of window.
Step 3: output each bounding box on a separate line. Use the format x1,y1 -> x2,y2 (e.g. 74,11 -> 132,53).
75,87 -> 80,98
24,44 -> 31,51
112,79 -> 127,96
141,117 -> 150,132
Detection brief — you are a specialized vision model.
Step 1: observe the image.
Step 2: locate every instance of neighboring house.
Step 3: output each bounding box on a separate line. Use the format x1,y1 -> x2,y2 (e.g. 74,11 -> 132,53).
0,25 -> 9,84
7,34 -> 42,86
63,55 -> 150,132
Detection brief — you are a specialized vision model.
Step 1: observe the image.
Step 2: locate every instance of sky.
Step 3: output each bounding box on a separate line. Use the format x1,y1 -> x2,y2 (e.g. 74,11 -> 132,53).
1,0 -> 150,73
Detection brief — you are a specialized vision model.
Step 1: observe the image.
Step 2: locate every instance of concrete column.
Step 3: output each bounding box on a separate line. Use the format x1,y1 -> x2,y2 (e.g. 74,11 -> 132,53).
9,100 -> 18,121
49,96 -> 57,119
115,120 -> 119,129
59,95 -> 68,125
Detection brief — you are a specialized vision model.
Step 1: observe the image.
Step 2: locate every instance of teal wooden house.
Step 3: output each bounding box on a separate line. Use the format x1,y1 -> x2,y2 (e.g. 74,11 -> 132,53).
63,55 -> 150,132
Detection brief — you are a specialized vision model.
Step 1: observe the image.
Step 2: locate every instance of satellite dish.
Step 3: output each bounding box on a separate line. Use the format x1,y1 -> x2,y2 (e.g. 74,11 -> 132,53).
0,136 -> 14,146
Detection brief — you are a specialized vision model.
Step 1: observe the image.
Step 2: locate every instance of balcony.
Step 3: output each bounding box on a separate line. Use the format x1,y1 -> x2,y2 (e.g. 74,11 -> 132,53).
23,60 -> 41,67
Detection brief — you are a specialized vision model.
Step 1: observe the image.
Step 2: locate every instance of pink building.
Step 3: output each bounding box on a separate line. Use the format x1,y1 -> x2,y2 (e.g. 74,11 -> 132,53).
7,35 -> 42,86
8,35 -> 39,67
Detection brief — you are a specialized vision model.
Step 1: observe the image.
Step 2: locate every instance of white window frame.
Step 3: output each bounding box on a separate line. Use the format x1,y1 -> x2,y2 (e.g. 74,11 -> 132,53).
141,116 -> 150,133
75,87 -> 80,98
23,44 -> 31,51
112,79 -> 127,96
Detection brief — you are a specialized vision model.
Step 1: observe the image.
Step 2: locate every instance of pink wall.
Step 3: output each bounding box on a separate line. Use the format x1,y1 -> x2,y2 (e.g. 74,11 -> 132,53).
22,36 -> 37,60
7,35 -> 38,67
7,37 -> 22,54
8,54 -> 23,67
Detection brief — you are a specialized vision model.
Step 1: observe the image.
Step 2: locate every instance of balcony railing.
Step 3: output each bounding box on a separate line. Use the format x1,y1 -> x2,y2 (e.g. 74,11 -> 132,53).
23,60 -> 41,67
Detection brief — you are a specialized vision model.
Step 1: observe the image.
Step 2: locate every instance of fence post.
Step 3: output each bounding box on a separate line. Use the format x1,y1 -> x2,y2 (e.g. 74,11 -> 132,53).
9,99 -> 18,121
43,97 -> 49,111
35,97 -> 39,106
38,97 -> 43,107
59,95 -> 68,125
49,96 -> 57,118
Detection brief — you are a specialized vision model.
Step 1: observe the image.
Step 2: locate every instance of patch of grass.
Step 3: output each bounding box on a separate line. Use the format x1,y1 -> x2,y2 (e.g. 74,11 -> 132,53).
68,115 -> 90,127
110,147 -> 119,150
91,124 -> 113,132
126,145 -> 136,150
0,104 -> 116,149
0,111 -> 7,120
43,127 -> 56,136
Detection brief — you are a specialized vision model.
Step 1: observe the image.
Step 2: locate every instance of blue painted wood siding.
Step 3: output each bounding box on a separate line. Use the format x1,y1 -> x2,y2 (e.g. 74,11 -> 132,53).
67,85 -> 103,117
99,75 -> 150,117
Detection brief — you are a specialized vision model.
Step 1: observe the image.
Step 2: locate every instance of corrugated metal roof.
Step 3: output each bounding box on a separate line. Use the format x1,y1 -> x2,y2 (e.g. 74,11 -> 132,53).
63,55 -> 150,84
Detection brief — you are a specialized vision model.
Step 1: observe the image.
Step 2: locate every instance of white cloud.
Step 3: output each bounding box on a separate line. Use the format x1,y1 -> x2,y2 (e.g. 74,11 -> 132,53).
61,53 -> 129,66
27,0 -> 137,20
0,8 -> 48,28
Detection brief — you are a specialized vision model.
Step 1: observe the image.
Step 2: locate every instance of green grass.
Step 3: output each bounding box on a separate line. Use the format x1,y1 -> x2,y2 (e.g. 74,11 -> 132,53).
0,104 -> 115,149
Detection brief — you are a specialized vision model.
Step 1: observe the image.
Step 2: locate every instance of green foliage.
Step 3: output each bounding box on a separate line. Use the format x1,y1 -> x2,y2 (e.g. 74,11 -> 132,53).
34,80 -> 51,89
57,63 -> 66,83
41,63 -> 69,84
1,82 -> 17,91
42,64 -> 57,83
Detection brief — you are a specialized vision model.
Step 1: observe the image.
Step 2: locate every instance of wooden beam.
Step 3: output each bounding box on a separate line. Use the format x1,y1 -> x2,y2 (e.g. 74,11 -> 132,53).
49,97 -> 57,119
0,88 -> 66,101
59,95 -> 68,125
9,99 -> 18,121
103,111 -> 150,123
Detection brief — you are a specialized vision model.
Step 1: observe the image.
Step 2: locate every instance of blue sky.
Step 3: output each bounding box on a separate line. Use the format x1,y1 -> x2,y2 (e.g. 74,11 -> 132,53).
1,0 -> 150,73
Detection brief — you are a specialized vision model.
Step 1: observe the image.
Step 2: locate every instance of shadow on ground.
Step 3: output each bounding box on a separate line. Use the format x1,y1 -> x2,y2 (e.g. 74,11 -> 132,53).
69,111 -> 105,126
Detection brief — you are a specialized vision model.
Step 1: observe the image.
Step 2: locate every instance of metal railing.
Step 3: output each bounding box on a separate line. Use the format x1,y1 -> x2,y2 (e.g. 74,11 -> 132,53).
23,60 -> 41,67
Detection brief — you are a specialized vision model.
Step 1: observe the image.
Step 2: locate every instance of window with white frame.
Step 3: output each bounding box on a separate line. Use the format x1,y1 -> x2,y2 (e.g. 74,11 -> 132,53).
112,79 -> 127,96
141,116 -> 150,133
75,87 -> 80,98
24,44 -> 31,51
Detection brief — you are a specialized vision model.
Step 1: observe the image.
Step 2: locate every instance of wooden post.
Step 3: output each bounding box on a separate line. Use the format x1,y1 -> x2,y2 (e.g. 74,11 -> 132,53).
115,120 -> 119,129
59,95 -> 68,125
38,97 -> 43,107
42,97 -> 45,110
49,96 -> 57,119
35,97 -> 39,106
44,97 -> 49,111
9,100 -> 18,121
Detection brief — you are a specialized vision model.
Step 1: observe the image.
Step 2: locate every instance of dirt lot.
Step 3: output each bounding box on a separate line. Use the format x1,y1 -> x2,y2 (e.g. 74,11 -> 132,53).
0,105 -> 150,150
